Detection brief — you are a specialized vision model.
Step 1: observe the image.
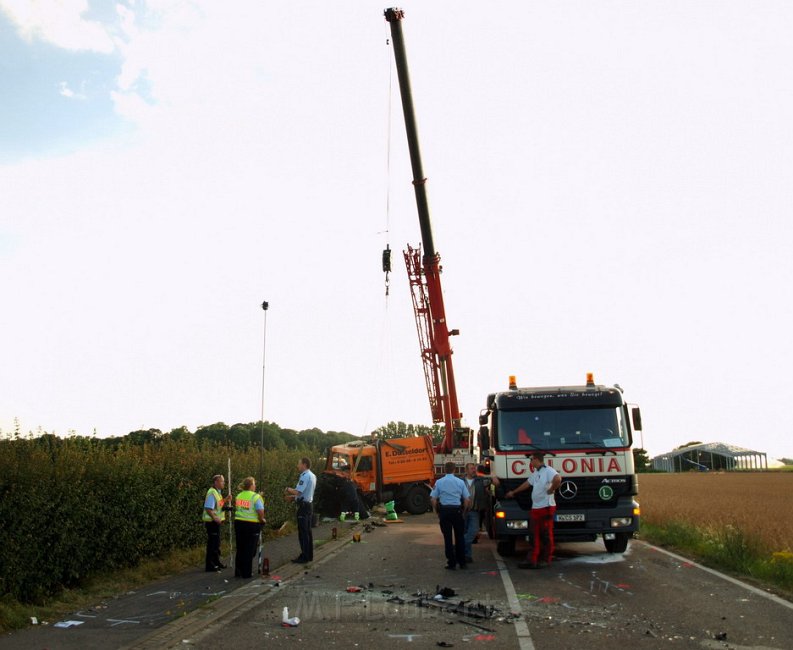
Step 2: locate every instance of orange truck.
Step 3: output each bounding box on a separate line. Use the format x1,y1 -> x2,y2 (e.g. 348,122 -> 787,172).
316,436 -> 436,516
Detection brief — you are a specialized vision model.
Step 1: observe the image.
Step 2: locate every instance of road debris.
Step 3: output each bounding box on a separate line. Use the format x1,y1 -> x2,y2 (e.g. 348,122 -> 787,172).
281,607 -> 300,627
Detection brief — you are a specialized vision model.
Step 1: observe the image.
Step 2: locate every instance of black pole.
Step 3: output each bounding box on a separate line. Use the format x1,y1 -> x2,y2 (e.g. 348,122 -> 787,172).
260,301 -> 269,489
384,7 -> 436,259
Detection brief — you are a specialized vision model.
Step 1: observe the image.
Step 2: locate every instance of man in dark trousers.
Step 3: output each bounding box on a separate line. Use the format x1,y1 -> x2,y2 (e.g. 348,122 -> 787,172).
285,457 -> 316,564
202,474 -> 227,572
430,462 -> 471,570
233,476 -> 266,578
462,462 -> 500,563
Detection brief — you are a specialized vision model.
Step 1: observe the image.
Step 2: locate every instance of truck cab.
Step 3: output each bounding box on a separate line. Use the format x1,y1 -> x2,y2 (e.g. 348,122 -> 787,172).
480,375 -> 642,555
317,436 -> 436,516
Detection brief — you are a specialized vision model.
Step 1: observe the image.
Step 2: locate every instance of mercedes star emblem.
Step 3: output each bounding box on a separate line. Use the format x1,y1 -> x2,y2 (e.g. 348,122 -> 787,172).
559,480 -> 578,499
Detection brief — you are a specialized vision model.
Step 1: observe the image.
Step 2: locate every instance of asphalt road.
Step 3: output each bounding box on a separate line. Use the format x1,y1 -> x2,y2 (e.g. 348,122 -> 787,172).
5,515 -> 792,649
145,514 -> 793,650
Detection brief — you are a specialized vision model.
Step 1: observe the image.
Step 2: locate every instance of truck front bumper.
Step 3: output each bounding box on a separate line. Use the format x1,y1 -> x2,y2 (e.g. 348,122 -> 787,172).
494,498 -> 640,542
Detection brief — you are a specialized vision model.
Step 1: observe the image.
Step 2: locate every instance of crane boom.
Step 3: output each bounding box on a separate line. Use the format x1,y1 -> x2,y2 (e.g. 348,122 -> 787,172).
385,7 -> 464,454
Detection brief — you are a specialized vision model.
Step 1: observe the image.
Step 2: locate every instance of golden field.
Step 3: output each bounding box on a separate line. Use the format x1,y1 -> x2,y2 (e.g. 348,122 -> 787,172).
638,472 -> 793,553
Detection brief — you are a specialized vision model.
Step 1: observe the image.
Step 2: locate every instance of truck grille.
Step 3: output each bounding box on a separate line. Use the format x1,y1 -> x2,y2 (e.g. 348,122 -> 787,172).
500,476 -> 635,510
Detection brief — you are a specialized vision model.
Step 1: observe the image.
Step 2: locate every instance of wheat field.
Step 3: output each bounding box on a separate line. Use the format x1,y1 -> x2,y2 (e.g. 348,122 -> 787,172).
637,472 -> 793,553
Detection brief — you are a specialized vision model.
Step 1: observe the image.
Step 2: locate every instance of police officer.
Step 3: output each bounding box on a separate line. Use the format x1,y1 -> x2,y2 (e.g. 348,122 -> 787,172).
203,474 -> 227,572
430,462 -> 471,570
234,476 -> 265,579
285,457 -> 316,564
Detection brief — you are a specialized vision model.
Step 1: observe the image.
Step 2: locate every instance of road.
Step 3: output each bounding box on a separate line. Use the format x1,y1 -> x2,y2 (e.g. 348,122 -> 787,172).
135,513 -> 793,650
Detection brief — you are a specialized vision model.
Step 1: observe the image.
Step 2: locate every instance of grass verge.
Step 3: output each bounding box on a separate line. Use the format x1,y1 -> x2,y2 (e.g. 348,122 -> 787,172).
0,546 -> 213,632
1,524 -> 298,635
0,545 -> 204,634
640,521 -> 793,597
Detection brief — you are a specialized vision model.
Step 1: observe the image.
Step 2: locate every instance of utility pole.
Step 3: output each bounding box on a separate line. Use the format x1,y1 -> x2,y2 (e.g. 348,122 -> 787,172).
260,300 -> 269,487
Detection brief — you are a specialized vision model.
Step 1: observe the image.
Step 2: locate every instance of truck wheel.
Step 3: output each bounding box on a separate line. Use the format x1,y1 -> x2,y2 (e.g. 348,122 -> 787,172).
496,538 -> 516,557
603,532 -> 630,553
403,486 -> 430,515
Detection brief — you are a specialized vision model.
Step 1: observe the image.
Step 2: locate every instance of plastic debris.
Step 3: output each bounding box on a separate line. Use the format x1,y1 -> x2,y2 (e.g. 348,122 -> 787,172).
30,617 -> 38,625
281,606 -> 300,627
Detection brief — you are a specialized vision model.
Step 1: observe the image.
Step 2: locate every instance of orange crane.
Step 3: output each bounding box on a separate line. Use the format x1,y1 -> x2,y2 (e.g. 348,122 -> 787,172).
384,7 -> 470,455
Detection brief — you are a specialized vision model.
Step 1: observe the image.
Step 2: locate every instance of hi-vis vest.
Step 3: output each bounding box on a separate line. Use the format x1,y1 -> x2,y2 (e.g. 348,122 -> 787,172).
235,490 -> 263,522
202,487 -> 224,522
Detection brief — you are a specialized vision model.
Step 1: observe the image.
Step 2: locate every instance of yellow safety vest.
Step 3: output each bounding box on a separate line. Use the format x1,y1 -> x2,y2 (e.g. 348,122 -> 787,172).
235,490 -> 263,522
202,487 -> 224,522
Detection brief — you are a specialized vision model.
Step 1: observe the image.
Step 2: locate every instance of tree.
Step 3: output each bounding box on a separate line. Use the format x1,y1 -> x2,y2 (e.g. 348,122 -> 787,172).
168,426 -> 194,442
778,457 -> 793,466
126,429 -> 163,445
372,421 -> 444,445
195,422 -> 230,446
632,448 -> 650,472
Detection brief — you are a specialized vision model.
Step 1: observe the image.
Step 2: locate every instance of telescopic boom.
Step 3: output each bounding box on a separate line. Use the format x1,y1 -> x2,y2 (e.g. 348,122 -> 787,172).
384,7 -> 464,453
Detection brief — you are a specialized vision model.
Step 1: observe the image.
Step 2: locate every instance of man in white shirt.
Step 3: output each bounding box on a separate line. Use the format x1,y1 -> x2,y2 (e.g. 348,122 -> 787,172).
505,452 -> 562,569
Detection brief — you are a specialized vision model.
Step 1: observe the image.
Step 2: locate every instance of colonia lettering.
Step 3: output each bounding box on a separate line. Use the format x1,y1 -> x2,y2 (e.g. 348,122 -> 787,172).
510,456 -> 622,476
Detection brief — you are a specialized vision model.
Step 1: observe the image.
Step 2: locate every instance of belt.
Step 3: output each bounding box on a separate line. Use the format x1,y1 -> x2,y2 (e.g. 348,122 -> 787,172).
439,504 -> 461,508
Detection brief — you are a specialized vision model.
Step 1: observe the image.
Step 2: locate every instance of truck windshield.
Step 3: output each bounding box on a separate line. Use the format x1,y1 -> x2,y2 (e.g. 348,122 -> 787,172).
496,407 -> 629,451
330,452 -> 372,472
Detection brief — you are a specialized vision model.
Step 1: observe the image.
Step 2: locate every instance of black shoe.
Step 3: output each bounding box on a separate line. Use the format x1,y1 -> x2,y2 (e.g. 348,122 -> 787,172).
291,556 -> 306,563
445,564 -> 456,570
205,567 -> 219,573
518,561 -> 540,569
217,563 -> 227,569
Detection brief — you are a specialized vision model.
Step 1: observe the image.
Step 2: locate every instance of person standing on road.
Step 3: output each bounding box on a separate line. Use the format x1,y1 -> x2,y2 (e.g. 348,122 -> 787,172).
462,463 -> 499,564
234,477 -> 266,579
285,457 -> 316,564
430,462 -> 471,570
505,452 -> 561,569
203,474 -> 228,572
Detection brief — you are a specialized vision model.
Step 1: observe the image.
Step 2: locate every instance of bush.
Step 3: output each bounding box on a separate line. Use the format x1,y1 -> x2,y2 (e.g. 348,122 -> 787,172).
0,437 -> 317,603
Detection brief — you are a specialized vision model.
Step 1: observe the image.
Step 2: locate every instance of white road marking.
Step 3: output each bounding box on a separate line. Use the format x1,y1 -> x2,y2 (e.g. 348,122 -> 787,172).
106,618 -> 141,626
638,541 -> 793,611
491,548 -> 536,650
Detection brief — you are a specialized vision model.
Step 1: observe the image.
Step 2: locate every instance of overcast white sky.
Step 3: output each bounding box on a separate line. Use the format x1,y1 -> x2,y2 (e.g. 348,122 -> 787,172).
1,1 -> 791,461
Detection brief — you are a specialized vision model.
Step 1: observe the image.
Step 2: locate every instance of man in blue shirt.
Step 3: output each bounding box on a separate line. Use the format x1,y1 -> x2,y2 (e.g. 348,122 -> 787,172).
285,457 -> 316,563
430,462 -> 471,570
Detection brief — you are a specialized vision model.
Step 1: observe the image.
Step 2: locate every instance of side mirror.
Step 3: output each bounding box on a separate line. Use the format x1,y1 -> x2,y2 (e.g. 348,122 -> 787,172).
478,413 -> 489,426
478,426 -> 490,450
632,407 -> 643,432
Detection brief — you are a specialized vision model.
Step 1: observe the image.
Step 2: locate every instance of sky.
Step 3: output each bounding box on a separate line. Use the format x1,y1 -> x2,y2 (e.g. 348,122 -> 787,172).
1,1 -> 791,462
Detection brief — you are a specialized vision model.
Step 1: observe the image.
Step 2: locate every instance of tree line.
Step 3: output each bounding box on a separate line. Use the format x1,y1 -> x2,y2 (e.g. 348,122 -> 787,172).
2,420 -> 360,451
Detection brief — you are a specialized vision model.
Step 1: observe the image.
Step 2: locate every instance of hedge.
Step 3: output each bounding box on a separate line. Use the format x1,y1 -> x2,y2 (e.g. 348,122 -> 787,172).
0,436 -> 315,603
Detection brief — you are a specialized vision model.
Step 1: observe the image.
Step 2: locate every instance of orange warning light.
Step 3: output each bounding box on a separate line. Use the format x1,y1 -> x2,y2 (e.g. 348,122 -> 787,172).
508,375 -> 517,390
